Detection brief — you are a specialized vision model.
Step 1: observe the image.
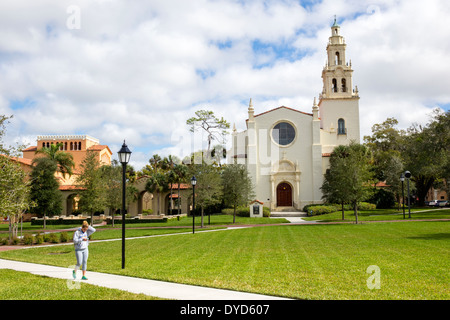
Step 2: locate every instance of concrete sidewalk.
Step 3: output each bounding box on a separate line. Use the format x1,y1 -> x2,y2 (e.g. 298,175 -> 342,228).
0,258 -> 290,300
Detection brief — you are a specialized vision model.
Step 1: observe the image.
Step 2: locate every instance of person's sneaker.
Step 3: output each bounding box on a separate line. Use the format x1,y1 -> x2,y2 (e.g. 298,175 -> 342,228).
81,276 -> 88,280
72,270 -> 76,279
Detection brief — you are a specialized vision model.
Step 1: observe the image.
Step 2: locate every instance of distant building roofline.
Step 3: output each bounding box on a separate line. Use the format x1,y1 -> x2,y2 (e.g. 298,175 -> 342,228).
37,135 -> 100,144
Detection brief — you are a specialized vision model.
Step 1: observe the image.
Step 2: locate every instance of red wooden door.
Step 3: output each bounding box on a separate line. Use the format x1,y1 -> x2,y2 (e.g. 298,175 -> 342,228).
277,183 -> 292,206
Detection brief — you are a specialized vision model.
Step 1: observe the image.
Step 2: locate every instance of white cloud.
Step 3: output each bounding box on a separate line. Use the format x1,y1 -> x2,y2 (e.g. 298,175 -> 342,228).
0,0 -> 449,170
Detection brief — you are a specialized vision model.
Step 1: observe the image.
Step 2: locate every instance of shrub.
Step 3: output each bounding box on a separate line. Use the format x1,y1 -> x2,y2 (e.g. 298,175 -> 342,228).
23,234 -> 34,245
357,202 -> 376,211
43,233 -> 51,242
142,209 -> 153,215
303,204 -> 339,216
48,233 -> 59,244
35,233 -> 44,244
370,189 -> 396,209
222,206 -> 249,217
222,206 -> 271,217
304,205 -> 339,216
0,238 -> 7,245
60,232 -> 69,243
11,236 -> 20,245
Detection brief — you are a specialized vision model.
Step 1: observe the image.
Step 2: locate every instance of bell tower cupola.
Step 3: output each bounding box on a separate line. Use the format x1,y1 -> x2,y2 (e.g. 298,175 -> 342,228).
318,17 -> 360,145
320,16 -> 357,99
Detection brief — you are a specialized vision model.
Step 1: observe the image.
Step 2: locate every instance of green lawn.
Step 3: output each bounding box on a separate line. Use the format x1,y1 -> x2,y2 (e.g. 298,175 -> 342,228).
302,208 -> 450,222
1,220 -> 448,300
0,215 -> 289,242
0,269 -> 160,300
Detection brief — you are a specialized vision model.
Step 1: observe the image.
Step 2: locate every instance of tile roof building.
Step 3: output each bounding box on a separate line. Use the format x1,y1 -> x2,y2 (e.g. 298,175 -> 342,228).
17,135 -> 112,216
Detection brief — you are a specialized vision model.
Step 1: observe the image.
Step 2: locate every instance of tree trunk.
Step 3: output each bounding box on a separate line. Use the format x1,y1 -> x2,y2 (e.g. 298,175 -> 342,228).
170,183 -> 173,214
111,209 -> 115,227
341,202 -> 345,220
354,202 -> 358,224
177,185 -> 181,215
233,204 -> 236,224
201,206 -> 204,228
8,216 -> 12,242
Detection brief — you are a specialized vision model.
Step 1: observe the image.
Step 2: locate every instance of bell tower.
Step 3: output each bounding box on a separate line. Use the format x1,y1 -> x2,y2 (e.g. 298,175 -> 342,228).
321,17 -> 356,99
319,17 -> 360,146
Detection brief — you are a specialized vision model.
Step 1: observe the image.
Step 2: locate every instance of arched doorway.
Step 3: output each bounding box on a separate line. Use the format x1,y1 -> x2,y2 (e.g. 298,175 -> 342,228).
66,193 -> 80,216
277,182 -> 292,207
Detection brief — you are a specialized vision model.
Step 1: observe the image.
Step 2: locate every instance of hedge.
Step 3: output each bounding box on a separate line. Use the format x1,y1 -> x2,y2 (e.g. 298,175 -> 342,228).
31,218 -> 99,226
302,202 -> 376,216
221,206 -> 271,217
106,218 -> 168,225
303,205 -> 339,216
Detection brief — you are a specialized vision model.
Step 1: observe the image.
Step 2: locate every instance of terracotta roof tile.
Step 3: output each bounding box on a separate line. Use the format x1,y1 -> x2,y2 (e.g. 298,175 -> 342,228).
22,146 -> 37,152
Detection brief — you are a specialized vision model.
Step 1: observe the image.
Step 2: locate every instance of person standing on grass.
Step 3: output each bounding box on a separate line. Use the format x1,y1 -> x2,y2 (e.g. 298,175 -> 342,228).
73,220 -> 96,280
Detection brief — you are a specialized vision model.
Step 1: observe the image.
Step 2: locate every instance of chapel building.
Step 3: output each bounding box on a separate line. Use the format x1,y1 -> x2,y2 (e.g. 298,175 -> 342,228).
230,19 -> 360,211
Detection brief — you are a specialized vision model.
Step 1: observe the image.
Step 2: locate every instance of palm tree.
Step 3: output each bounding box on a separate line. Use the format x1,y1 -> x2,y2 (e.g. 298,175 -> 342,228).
163,155 -> 181,214
173,163 -> 188,215
33,142 -> 75,178
32,142 -> 75,228
145,172 -> 168,215
149,154 -> 163,174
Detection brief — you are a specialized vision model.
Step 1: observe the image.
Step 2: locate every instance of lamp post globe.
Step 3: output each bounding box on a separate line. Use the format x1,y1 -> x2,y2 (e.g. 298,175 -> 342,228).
118,140 -> 132,165
117,140 -> 131,269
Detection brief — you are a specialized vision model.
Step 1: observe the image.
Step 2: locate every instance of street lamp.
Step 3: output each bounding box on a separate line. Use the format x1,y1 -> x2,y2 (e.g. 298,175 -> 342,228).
118,140 -> 131,269
400,173 -> 405,219
191,176 -> 197,234
404,171 -> 412,219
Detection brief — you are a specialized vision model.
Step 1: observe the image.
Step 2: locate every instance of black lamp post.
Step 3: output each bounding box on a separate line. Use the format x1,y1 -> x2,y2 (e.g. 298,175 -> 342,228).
400,173 -> 405,219
118,140 -> 131,269
404,171 -> 412,219
191,176 -> 196,234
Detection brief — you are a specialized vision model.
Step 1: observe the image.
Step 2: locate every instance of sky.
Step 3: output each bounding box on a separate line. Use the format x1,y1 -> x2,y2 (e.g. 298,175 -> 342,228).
1,0 -> 449,171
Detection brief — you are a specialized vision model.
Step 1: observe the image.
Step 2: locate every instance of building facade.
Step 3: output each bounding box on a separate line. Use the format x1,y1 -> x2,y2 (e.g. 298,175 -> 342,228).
20,135 -> 112,216
230,20 -> 360,211
17,134 -> 189,217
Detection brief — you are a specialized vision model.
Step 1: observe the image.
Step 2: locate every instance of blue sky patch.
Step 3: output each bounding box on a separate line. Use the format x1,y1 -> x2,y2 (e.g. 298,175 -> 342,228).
196,69 -> 216,80
212,40 -> 233,50
9,98 -> 36,110
251,39 -> 306,68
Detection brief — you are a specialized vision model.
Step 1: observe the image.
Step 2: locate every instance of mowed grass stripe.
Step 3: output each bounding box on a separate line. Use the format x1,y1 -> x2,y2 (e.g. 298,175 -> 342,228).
0,221 -> 448,299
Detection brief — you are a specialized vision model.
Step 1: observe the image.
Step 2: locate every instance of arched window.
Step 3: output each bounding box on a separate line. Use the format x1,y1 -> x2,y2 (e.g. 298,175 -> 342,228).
65,142 -> 68,150
341,78 -> 347,92
338,118 -> 346,135
78,142 -> 82,150
42,142 -> 45,148
70,142 -> 73,150
332,78 -> 338,92
335,52 -> 340,65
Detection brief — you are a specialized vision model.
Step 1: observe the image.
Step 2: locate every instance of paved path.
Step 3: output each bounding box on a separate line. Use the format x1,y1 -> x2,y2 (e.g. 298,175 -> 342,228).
270,212 -> 317,224
0,258 -> 289,300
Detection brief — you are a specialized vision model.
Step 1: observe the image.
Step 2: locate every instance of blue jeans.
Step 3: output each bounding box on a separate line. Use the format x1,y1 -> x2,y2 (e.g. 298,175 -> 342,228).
75,249 -> 89,271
